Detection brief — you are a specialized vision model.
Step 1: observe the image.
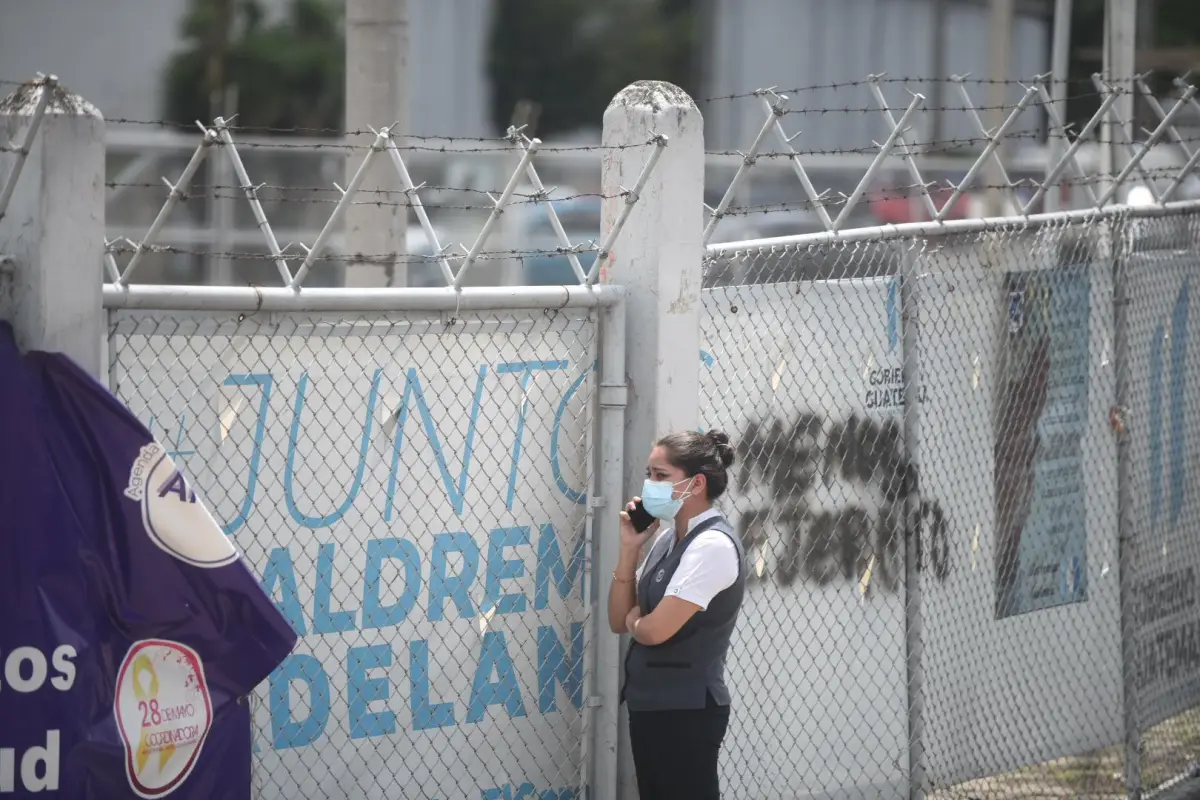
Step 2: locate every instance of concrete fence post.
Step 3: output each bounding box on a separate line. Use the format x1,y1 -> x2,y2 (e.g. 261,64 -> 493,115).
344,0 -> 408,289
0,77 -> 105,380
595,80 -> 705,800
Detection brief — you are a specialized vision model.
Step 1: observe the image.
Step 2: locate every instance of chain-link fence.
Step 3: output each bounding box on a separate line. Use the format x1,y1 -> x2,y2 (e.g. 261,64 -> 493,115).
12,63 -> 1200,799
701,209 -> 1200,799
106,308 -> 599,800
1122,217 -> 1200,798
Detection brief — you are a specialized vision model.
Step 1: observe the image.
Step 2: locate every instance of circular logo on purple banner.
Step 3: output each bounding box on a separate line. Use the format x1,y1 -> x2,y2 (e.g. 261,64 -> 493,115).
123,442 -> 239,568
114,639 -> 215,798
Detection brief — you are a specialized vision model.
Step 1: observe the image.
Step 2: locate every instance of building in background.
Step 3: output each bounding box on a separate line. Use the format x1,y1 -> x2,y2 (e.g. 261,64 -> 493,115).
1,0 -> 1054,143
0,0 -> 207,125
704,0 -> 1052,153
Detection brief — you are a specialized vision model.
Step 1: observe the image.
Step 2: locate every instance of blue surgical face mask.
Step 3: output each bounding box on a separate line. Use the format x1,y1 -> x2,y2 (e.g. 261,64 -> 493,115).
641,476 -> 695,522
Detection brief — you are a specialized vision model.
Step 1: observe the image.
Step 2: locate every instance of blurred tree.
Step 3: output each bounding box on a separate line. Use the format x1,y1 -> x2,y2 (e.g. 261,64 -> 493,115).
162,0 -> 344,132
1067,0 -> 1200,128
1156,0 -> 1200,49
486,0 -> 700,138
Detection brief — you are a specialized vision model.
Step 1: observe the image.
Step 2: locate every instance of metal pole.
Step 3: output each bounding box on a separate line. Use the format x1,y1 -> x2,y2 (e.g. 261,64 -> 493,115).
101,283 -> 625,313
1136,0 -> 1157,132
733,12 -> 755,215
592,297 -> 628,800
210,86 -> 237,285
1112,219 -> 1141,800
930,0 -> 948,148
705,196 -> 1200,254
1101,5 -> 1141,794
1047,0 -> 1074,212
900,244 -> 926,800
985,0 -> 1015,217
1102,0 -> 1137,201
577,300 -> 602,800
202,0 -> 234,285
1105,5 -> 1141,797
345,0 -> 409,288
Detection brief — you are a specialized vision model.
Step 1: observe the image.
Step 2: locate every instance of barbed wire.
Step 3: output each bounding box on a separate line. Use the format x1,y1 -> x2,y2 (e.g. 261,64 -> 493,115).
175,138 -> 648,154
103,167 -> 1200,219
718,125 -> 1200,158
705,129 -> 1127,159
112,193 -> 579,213
102,168 -> 1192,232
103,242 -> 603,265
104,113 -> 1189,158
103,183 -> 613,213
3,73 -> 1189,111
106,100 -> 1102,132
106,118 -> 507,139
107,166 -> 1193,203
702,74 -> 1189,103
101,192 -> 1160,269
776,89 -> 1132,117
713,168 -> 1194,218
105,182 -> 612,201
105,123 -> 1200,169
104,117 -> 650,153
111,132 -> 1022,156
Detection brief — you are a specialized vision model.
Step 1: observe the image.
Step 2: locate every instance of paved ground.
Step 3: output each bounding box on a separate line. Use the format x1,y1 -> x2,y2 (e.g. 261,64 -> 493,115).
929,709 -> 1200,799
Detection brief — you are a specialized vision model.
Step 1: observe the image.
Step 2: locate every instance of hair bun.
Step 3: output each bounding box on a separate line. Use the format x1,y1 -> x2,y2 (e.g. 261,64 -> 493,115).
705,429 -> 735,468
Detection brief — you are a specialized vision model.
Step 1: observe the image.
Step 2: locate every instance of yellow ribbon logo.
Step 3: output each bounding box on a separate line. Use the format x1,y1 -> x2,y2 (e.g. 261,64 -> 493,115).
131,654 -> 176,775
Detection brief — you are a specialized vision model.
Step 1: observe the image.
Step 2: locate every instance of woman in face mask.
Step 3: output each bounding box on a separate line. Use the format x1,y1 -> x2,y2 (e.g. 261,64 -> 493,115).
606,428 -> 744,800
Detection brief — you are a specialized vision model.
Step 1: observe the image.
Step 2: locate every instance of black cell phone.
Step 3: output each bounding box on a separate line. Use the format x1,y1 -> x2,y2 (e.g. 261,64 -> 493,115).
627,499 -> 656,533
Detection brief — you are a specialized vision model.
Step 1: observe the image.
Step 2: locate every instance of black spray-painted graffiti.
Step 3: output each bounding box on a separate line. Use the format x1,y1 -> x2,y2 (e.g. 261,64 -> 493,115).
734,412 -> 950,595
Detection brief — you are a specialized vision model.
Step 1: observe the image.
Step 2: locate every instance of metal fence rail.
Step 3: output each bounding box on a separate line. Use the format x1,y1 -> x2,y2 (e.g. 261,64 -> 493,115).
702,206 -> 1200,799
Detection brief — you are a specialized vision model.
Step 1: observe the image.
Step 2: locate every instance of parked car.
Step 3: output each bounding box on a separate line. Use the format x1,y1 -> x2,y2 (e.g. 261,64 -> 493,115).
510,190 -> 809,287
405,224 -> 450,288
514,194 -> 602,286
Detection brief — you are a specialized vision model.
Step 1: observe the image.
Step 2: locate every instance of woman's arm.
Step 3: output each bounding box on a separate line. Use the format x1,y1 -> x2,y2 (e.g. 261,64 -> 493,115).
607,542 -> 642,634
625,532 -> 738,645
608,498 -> 656,634
626,597 -> 703,645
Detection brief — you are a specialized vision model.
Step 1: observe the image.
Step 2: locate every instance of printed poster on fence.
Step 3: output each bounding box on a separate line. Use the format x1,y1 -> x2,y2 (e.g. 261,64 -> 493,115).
993,267 -> 1091,619
699,275 -> 919,799
107,313 -> 594,800
1126,253 -> 1200,729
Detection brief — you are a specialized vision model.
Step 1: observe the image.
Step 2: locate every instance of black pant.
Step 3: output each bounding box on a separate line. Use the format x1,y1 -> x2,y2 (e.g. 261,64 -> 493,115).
628,694 -> 730,799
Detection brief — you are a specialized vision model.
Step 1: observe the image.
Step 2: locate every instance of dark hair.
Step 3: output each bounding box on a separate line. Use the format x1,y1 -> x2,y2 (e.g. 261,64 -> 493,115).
655,429 -> 736,500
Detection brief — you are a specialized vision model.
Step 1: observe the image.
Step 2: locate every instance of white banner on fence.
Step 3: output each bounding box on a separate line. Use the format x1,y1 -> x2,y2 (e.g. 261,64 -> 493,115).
916,243 -> 1123,786
1126,252 -> 1200,730
701,242 -> 1126,796
702,276 -> 914,799
109,314 -> 595,800
993,266 -> 1093,620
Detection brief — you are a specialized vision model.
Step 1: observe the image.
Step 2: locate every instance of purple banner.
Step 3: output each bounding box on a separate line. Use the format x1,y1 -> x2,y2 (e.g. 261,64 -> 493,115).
0,323 -> 297,799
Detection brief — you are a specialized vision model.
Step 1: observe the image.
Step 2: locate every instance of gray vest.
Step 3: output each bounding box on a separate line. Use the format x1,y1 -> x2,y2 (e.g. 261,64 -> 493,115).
622,514 -> 746,711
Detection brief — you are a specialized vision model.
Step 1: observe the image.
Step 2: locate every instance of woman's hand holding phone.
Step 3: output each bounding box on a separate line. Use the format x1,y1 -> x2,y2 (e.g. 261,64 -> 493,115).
619,497 -> 658,553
